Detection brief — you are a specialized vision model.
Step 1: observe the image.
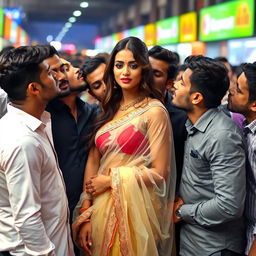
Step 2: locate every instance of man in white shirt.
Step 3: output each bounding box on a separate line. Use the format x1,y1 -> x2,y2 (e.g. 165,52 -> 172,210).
0,87 -> 7,118
0,46 -> 75,256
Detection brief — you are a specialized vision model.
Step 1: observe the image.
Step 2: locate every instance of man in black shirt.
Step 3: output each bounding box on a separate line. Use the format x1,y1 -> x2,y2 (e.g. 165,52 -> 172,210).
149,46 -> 187,187
46,56 -> 98,255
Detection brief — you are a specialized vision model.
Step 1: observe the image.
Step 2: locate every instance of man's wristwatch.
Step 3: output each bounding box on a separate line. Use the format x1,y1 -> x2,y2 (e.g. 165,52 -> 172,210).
175,206 -> 182,219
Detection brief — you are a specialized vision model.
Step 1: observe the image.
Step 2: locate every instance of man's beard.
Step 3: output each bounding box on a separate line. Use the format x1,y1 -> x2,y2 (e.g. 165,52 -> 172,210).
70,83 -> 88,93
56,88 -> 71,98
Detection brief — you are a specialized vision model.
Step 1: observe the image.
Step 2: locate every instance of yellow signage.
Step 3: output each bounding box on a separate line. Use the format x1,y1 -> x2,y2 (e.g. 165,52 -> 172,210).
144,23 -> 156,46
180,12 -> 197,42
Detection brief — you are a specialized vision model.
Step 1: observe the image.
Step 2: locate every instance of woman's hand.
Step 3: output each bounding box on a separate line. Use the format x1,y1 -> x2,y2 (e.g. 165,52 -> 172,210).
78,221 -> 93,255
86,174 -> 111,196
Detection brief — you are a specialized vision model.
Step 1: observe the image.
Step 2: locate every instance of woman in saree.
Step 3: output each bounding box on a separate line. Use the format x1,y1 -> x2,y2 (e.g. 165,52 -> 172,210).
72,36 -> 176,256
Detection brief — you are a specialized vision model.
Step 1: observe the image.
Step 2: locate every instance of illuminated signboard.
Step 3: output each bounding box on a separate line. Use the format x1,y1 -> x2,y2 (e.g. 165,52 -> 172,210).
62,43 -> 76,54
180,12 -> 197,42
144,23 -> 156,46
122,29 -> 131,38
24,31 -> 29,45
15,25 -> 22,46
0,8 -> 3,37
4,7 -> 22,25
102,36 -> 113,52
112,32 -> 122,46
4,15 -> 12,41
130,26 -> 144,41
112,33 -> 118,46
95,37 -> 102,50
156,17 -> 179,45
200,0 -> 254,41
10,21 -> 18,44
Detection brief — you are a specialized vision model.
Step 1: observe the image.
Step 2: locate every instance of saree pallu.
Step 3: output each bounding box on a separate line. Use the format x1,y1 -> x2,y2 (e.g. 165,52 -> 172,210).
73,100 -> 176,256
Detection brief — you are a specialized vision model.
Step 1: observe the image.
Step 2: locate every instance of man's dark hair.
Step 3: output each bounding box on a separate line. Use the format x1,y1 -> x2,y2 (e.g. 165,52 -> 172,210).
0,46 -> 15,56
242,63 -> 256,102
184,55 -> 229,108
0,45 -> 57,102
214,56 -> 229,63
174,64 -> 187,79
79,55 -> 106,80
148,45 -> 178,80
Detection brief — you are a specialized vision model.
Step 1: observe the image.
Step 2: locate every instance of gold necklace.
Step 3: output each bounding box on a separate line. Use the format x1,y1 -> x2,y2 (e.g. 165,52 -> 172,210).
119,96 -> 145,111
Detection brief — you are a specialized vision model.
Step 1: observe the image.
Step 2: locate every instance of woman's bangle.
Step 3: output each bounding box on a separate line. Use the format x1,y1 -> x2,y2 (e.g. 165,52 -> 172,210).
79,207 -> 89,214
84,219 -> 90,223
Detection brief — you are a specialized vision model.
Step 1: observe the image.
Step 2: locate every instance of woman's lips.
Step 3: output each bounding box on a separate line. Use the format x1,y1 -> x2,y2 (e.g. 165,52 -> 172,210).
121,78 -> 132,84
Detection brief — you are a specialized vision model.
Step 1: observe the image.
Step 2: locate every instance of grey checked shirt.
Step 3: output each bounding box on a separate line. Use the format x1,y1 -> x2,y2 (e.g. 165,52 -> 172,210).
244,119 -> 256,254
179,108 -> 246,256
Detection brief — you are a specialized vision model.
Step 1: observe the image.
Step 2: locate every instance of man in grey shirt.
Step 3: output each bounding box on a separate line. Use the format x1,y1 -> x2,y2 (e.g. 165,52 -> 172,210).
172,55 -> 246,256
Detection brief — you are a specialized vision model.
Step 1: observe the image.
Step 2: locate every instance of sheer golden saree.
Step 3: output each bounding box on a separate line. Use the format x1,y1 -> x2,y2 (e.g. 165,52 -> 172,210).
73,100 -> 176,256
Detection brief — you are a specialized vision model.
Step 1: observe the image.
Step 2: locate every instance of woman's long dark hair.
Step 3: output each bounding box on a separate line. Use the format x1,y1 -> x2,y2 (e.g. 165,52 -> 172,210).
90,36 -> 162,147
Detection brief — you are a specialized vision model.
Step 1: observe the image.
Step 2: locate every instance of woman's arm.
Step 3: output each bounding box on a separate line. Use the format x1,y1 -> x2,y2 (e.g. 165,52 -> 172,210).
81,146 -> 101,209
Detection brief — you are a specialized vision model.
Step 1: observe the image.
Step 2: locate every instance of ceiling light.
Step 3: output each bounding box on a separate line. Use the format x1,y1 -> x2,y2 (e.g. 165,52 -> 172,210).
62,27 -> 69,33
73,10 -> 82,17
46,35 -> 53,42
65,22 -> 72,28
80,2 -> 89,8
69,17 -> 76,23
50,41 -> 62,51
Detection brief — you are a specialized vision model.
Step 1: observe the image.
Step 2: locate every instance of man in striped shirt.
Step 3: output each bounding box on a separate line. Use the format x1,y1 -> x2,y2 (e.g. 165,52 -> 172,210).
228,62 -> 256,256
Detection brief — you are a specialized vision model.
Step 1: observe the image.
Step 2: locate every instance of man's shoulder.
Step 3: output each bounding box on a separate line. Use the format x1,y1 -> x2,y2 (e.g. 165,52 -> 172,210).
0,116 -> 41,150
206,111 -> 244,145
206,109 -> 237,130
79,99 -> 99,115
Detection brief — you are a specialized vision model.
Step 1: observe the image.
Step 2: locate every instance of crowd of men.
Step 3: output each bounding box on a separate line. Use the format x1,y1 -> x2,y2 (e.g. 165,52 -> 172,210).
0,43 -> 256,256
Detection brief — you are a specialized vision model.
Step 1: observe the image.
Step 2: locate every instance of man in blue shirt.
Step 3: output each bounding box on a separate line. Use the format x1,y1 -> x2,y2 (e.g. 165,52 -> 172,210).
228,62 -> 256,256
172,55 -> 246,256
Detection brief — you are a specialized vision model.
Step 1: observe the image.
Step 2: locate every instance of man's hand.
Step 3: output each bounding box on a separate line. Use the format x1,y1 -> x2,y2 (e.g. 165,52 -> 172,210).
78,222 -> 92,255
173,196 -> 184,223
249,238 -> 256,256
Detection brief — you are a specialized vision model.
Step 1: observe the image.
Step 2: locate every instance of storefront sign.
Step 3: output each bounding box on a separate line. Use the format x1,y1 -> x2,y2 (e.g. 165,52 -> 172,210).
200,0 -> 254,41
144,23 -> 156,46
156,17 -> 179,45
130,26 -> 144,41
180,12 -> 197,42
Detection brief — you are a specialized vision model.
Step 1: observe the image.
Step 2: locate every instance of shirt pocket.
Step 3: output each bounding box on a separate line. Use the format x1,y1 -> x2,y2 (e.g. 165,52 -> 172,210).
190,155 -> 212,182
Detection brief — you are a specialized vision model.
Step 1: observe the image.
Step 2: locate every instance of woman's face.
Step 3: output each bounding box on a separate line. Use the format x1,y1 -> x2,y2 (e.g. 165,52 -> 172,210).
113,49 -> 142,93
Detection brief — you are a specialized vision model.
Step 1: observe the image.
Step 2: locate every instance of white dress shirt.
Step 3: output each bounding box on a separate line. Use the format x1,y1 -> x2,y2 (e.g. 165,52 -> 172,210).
0,88 -> 7,119
0,105 -> 74,256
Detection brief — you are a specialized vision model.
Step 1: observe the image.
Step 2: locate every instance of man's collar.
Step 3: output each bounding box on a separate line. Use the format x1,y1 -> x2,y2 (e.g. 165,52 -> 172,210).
244,119 -> 256,135
186,108 -> 218,135
7,104 -> 49,131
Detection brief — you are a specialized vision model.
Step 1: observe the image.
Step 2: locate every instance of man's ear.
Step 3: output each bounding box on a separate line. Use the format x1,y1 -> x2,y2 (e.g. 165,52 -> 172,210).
191,92 -> 203,105
250,101 -> 256,113
27,82 -> 40,96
